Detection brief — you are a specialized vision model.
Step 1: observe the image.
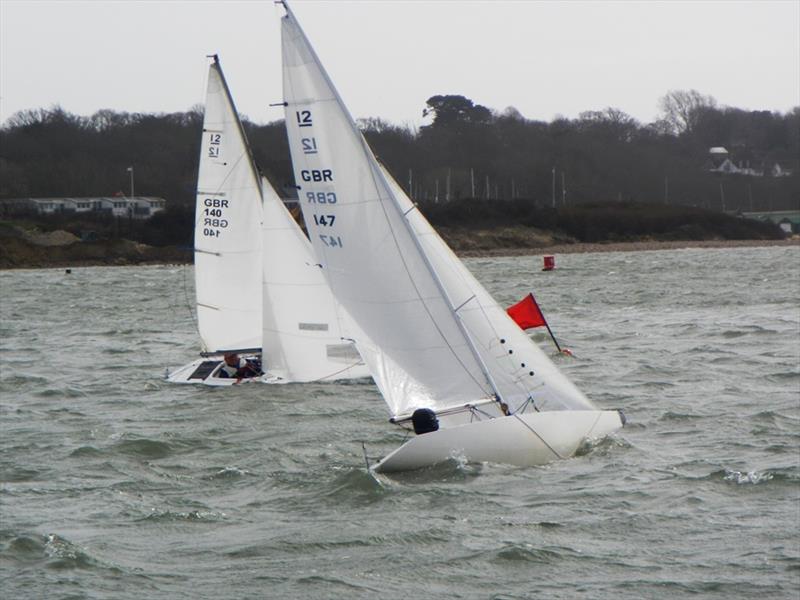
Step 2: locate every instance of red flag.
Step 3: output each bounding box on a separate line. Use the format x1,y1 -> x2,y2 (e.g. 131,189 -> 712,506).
506,293 -> 546,330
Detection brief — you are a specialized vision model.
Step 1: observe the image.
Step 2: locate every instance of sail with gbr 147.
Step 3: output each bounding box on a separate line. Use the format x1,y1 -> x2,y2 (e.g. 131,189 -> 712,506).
279,2 -> 625,471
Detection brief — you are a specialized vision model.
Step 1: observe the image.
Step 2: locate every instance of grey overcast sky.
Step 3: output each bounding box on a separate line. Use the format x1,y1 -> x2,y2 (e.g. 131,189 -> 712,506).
1,0 -> 798,128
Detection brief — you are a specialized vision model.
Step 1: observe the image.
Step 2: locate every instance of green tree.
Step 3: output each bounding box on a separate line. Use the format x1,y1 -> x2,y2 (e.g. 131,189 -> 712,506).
422,95 -> 492,128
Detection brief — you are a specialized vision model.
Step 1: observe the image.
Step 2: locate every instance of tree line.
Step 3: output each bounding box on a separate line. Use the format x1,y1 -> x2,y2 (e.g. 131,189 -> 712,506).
1,90 -> 797,226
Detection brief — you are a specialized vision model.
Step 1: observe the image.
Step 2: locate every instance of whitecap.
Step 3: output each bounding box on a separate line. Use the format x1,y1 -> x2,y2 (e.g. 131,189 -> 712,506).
723,468 -> 774,485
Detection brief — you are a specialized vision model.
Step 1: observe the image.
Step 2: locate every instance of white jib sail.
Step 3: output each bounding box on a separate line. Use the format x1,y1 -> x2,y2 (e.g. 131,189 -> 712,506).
260,177 -> 370,381
194,57 -> 263,352
381,169 -> 597,413
280,4 -> 598,417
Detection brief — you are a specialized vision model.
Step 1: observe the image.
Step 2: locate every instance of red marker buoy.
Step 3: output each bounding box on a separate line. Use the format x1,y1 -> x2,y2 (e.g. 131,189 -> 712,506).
542,255 -> 555,271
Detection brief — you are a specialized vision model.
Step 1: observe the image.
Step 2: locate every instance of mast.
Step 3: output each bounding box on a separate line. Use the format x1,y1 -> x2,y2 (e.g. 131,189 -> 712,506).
208,55 -> 263,201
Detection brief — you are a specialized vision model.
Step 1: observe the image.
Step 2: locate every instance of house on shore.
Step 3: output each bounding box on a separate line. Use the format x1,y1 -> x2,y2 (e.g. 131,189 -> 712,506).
0,196 -> 167,219
706,147 -> 794,178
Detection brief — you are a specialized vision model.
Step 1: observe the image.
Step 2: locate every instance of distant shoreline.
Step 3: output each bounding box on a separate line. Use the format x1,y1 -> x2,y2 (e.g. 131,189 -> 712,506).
457,238 -> 800,257
1,237 -> 797,270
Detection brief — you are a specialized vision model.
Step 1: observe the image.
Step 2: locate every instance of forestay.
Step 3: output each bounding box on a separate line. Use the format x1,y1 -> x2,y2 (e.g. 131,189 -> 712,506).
194,57 -> 263,352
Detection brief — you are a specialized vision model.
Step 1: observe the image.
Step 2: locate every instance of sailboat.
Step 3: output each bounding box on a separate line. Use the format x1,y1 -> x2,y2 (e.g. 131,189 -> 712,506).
167,55 -> 370,385
279,3 -> 624,471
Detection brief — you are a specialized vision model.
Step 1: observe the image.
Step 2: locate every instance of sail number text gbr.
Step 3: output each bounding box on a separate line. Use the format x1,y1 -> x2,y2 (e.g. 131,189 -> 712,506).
295,109 -> 343,249
201,130 -> 230,238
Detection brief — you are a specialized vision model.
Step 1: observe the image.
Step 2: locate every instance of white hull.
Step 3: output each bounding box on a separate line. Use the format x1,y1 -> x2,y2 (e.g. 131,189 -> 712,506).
166,355 -> 370,386
165,355 -> 264,386
373,409 -> 624,473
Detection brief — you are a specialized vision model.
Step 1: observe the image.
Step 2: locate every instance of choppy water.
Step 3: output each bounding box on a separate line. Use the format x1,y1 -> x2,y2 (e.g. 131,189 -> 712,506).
1,246 -> 798,599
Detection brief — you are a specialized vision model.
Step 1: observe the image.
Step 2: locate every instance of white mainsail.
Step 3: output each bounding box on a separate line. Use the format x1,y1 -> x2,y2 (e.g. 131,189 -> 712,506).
185,55 -> 368,383
281,8 -> 492,416
260,176 -> 370,381
194,56 -> 263,353
279,3 -> 623,471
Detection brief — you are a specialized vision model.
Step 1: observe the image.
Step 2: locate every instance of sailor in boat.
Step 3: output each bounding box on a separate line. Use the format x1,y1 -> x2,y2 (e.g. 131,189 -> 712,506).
218,353 -> 261,380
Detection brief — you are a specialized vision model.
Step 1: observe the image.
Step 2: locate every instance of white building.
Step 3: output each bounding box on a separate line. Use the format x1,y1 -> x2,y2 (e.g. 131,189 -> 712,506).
0,196 -> 167,219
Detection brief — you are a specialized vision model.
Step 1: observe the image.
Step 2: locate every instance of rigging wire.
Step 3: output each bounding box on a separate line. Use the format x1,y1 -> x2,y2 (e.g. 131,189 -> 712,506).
511,413 -> 564,460
307,357 -> 368,383
181,264 -> 200,342
434,253 -> 542,402
367,163 -> 493,397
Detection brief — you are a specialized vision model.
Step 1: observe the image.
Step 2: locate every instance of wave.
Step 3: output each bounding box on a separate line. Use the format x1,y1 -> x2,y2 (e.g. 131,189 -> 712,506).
0,466 -> 42,482
112,437 -> 174,459
292,574 -> 383,596
658,411 -> 702,422
203,466 -> 253,481
0,374 -> 49,386
1,531 -> 46,563
302,467 -> 389,507
575,434 -> 631,458
264,527 -> 450,556
34,386 -> 89,399
107,347 -> 135,355
749,410 -> 787,424
492,542 -> 580,564
612,579 -> 788,597
20,533 -> 125,574
720,325 -> 777,338
69,445 -> 105,458
765,370 -> 800,383
139,509 -> 226,523
375,456 -> 486,485
700,466 -> 800,486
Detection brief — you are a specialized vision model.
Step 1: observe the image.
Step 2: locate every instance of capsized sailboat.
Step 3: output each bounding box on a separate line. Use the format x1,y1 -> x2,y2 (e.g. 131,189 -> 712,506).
167,55 -> 370,385
279,3 -> 624,471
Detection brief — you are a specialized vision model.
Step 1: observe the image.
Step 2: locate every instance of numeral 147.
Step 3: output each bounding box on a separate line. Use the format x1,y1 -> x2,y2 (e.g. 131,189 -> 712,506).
313,214 -> 335,227
320,235 -> 343,248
